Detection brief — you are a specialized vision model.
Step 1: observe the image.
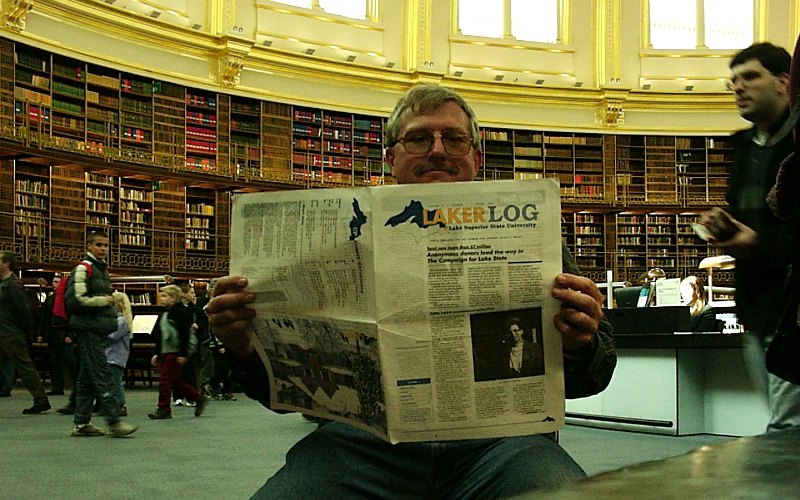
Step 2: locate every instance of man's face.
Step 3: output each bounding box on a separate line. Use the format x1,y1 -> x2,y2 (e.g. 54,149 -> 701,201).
730,59 -> 789,126
52,276 -> 61,288
386,101 -> 482,184
88,237 -> 110,260
184,288 -> 196,303
509,324 -> 524,343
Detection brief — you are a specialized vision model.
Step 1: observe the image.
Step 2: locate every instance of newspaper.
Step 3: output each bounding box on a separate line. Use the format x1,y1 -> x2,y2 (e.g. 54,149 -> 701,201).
230,178 -> 565,443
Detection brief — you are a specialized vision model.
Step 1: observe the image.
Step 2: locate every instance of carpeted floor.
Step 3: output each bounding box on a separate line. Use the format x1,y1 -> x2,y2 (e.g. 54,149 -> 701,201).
0,386 -> 734,499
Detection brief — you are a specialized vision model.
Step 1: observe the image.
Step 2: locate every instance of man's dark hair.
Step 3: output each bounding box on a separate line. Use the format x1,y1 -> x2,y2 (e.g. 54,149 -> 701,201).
730,42 -> 791,76
0,251 -> 17,271
86,231 -> 109,245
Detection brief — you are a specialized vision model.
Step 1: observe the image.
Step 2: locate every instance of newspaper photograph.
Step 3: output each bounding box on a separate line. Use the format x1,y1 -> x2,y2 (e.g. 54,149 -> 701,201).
230,178 -> 564,443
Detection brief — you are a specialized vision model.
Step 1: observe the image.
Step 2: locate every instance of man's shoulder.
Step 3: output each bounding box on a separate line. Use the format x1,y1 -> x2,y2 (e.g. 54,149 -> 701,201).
730,127 -> 753,145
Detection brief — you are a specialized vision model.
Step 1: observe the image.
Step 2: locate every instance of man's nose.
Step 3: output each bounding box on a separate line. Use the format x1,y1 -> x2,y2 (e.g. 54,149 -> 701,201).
428,135 -> 447,155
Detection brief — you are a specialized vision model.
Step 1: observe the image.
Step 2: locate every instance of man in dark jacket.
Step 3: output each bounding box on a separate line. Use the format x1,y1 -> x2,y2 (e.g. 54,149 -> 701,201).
68,232 -> 138,438
0,251 -> 51,414
41,275 -> 78,397
701,42 -> 800,431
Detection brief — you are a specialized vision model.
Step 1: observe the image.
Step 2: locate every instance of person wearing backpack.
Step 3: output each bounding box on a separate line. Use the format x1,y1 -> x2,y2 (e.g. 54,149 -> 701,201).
0,251 -> 51,414
41,275 -> 78,398
67,232 -> 138,438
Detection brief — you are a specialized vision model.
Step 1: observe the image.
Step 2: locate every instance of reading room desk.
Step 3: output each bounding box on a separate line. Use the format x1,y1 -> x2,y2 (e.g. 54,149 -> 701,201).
531,427 -> 800,499
565,331 -> 769,436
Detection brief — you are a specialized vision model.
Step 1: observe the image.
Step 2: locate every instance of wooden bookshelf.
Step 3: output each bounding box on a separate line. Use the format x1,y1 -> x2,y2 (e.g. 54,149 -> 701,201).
119,177 -> 153,249
185,89 -> 218,174
152,80 -> 185,169
230,95 -> 261,179
50,164 -> 85,246
119,73 -> 153,156
261,101 -> 292,182
152,180 -> 185,259
50,54 -> 86,142
186,186 -> 215,252
84,171 -> 118,235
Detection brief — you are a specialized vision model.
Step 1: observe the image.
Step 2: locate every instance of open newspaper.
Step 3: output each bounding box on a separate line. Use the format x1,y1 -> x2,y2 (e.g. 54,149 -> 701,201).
230,178 -> 565,443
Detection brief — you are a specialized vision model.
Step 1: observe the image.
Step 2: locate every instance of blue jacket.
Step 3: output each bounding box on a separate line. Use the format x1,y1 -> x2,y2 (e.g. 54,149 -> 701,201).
106,314 -> 131,368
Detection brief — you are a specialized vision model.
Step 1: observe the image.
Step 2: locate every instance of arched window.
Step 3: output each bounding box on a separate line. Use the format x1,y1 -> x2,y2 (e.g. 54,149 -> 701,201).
271,0 -> 368,20
649,0 -> 753,49
459,0 -> 560,44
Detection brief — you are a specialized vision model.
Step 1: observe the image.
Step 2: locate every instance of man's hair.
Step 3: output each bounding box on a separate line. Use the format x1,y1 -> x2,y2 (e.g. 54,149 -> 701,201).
0,251 -> 17,270
87,231 -> 109,245
178,282 -> 192,294
506,317 -> 522,331
730,42 -> 791,76
385,84 -> 481,150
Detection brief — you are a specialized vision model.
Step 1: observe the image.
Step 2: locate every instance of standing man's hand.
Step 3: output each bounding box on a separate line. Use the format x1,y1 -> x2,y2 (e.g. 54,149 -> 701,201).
699,207 -> 758,256
551,273 -> 604,351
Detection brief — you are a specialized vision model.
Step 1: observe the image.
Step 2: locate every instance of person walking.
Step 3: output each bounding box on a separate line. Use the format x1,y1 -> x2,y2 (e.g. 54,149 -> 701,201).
701,42 -> 800,431
0,251 -> 51,414
68,232 -> 138,437
148,284 -> 207,419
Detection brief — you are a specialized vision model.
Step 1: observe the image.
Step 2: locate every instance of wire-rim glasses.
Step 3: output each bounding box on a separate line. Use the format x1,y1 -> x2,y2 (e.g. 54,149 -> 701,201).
395,130 -> 473,156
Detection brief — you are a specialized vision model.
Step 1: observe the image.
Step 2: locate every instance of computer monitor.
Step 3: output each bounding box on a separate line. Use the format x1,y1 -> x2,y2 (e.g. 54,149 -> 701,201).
614,286 -> 644,308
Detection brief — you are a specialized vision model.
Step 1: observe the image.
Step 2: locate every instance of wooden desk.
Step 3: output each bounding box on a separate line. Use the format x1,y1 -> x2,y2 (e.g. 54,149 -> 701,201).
126,342 -> 157,387
534,427 -> 800,499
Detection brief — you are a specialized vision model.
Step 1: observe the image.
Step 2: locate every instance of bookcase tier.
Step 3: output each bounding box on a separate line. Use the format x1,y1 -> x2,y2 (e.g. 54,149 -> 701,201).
0,36 -> 735,285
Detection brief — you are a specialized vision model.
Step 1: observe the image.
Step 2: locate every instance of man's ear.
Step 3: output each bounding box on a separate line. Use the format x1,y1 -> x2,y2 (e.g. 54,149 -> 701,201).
471,148 -> 483,179
778,72 -> 791,92
385,147 -> 396,176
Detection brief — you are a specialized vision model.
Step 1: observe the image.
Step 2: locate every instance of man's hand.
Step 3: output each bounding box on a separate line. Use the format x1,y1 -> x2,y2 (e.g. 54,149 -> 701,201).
699,208 -> 757,256
551,273 -> 604,351
205,275 -> 257,359
176,356 -> 187,366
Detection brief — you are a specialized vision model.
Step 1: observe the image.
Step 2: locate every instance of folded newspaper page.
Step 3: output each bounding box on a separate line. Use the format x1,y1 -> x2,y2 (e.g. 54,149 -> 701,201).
230,178 -> 565,443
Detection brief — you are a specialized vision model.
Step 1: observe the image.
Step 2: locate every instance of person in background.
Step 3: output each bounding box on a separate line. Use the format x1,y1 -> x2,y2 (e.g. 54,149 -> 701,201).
173,283 -> 200,407
193,282 -> 215,397
205,84 -> 616,498
700,42 -> 800,431
68,232 -> 137,438
679,276 -> 720,332
148,284 -> 207,419
41,275 -> 79,398
764,33 -> 800,386
106,292 -> 132,417
0,251 -> 50,413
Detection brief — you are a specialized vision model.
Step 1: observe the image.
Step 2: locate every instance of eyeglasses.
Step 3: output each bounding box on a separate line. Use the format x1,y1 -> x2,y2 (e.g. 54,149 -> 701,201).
725,70 -> 767,91
395,130 -> 473,156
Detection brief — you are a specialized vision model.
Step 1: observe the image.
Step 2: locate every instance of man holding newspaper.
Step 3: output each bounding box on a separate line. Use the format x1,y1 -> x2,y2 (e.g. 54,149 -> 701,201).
206,84 -> 616,499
